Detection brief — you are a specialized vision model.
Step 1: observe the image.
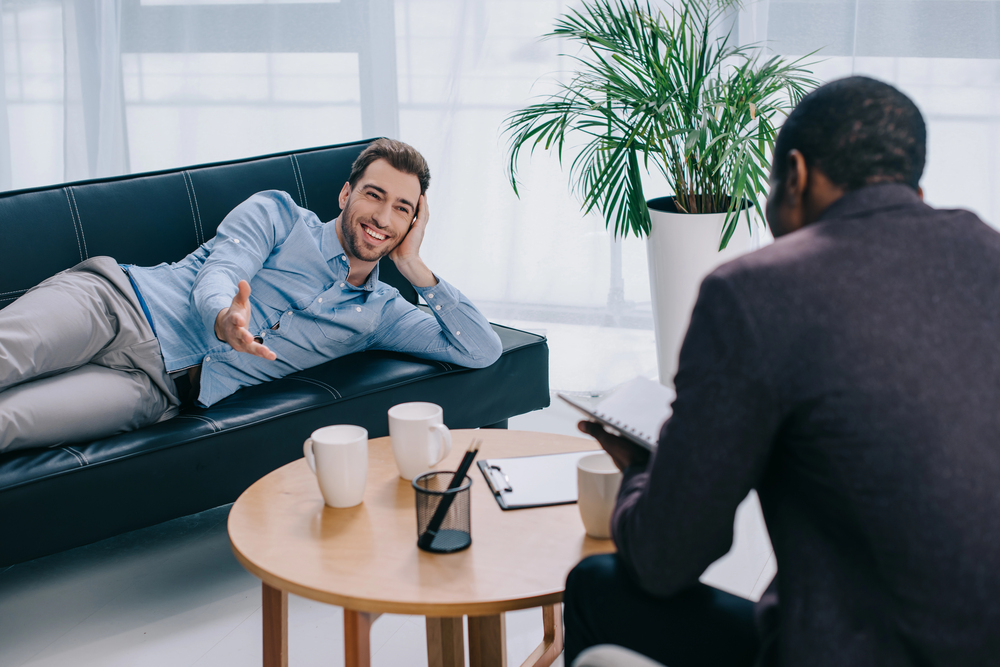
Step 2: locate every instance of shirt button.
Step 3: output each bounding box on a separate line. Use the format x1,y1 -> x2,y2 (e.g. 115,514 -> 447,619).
205,356 -> 211,362
456,331 -> 461,336
232,239 -> 240,244
427,293 -> 434,298
356,306 -> 362,312
435,305 -> 442,311
318,297 -> 323,303
340,283 -> 345,288
341,256 -> 347,262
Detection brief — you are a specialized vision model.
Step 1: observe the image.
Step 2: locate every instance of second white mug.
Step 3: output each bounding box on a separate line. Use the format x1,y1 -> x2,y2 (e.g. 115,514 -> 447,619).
577,452 -> 623,539
388,402 -> 452,480
303,425 -> 368,508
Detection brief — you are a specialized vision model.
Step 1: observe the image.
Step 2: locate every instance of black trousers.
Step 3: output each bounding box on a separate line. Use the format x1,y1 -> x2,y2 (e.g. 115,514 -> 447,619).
563,554 -> 761,666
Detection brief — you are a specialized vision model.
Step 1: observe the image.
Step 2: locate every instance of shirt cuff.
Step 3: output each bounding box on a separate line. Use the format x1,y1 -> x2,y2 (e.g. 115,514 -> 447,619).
200,294 -> 235,339
414,278 -> 459,314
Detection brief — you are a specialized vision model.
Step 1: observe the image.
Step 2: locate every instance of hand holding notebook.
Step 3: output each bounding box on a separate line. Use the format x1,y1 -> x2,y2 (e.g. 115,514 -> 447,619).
558,377 -> 675,452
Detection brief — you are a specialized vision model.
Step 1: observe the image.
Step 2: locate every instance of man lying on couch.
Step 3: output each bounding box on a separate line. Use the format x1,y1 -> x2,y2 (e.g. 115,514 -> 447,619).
0,138 -> 502,453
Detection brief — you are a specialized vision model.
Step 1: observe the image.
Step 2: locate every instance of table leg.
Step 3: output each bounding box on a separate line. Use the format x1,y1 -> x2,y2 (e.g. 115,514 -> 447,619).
345,610 -> 381,667
262,583 -> 288,667
519,604 -> 563,667
468,613 -> 507,667
426,617 -> 465,667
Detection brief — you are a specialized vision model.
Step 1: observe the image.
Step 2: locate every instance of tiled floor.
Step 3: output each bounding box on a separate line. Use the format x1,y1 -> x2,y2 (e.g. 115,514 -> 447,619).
0,399 -> 774,667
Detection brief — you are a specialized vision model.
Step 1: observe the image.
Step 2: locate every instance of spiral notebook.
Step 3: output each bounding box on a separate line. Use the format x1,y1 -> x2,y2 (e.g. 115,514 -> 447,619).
558,377 -> 675,452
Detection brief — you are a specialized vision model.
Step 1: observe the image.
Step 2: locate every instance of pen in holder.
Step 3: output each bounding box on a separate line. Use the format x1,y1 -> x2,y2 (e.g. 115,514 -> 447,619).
414,438 -> 481,553
413,472 -> 472,553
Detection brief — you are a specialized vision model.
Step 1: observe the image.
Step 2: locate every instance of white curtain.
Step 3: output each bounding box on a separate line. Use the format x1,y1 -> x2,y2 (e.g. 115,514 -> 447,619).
2,0 -> 998,392
63,0 -> 128,179
0,0 -> 11,190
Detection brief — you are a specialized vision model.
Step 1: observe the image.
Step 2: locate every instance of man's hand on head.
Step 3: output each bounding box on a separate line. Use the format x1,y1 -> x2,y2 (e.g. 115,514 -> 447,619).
578,421 -> 650,472
214,280 -> 277,361
389,194 -> 437,288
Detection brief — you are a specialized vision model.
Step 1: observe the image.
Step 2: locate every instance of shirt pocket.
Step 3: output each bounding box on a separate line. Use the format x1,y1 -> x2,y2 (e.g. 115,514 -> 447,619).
312,305 -> 378,342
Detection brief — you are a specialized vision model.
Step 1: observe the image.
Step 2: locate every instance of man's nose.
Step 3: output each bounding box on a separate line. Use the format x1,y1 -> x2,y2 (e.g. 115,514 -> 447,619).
371,200 -> 392,228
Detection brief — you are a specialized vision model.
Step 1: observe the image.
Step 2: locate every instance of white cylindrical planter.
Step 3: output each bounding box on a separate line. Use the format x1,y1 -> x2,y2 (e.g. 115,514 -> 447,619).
646,198 -> 754,387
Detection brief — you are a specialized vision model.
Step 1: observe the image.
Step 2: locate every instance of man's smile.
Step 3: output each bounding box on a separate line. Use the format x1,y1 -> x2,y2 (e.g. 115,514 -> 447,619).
361,223 -> 389,243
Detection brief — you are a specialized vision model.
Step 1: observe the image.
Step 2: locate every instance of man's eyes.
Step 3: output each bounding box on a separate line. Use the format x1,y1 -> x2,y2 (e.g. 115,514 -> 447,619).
365,191 -> 410,214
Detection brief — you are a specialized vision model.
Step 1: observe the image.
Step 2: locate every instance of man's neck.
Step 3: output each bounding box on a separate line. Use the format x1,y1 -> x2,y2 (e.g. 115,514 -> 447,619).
346,259 -> 376,287
334,214 -> 377,287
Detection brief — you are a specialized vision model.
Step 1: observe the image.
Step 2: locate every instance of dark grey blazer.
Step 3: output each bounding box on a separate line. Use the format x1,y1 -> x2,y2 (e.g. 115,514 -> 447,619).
613,184 -> 1000,666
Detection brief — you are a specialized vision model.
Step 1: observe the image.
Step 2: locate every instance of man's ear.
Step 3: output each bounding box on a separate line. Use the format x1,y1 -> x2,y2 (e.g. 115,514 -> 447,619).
338,181 -> 351,209
784,149 -> 809,205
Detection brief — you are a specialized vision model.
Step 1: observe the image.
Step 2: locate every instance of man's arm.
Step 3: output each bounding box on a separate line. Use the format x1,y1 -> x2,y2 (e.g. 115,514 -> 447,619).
370,194 -> 502,367
605,274 -> 782,597
191,191 -> 299,358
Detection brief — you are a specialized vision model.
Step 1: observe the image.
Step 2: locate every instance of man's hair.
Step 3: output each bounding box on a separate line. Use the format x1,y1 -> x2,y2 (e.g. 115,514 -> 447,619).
773,76 -> 926,191
348,138 -> 431,194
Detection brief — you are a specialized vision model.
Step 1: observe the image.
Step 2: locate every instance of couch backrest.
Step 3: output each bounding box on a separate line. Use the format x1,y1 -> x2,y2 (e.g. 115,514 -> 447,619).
0,139 -> 419,309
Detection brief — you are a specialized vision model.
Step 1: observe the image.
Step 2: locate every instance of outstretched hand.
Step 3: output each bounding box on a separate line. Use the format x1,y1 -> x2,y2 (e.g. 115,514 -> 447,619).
214,280 -> 277,361
578,421 -> 650,472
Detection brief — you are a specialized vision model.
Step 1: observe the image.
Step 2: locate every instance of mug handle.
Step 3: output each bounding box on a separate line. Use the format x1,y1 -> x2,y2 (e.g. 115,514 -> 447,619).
303,438 -> 317,473
428,424 -> 452,465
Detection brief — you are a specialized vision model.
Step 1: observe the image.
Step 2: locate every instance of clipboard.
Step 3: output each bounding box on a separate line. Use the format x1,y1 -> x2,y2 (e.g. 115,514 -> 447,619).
477,451 -> 594,510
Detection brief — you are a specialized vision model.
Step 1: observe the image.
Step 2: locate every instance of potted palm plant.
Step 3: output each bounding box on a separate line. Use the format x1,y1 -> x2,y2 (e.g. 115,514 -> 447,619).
504,0 -> 817,386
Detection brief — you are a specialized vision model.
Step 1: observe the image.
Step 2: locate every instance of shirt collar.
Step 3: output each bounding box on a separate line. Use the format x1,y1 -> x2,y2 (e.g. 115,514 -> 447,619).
323,219 -> 380,292
817,183 -> 923,223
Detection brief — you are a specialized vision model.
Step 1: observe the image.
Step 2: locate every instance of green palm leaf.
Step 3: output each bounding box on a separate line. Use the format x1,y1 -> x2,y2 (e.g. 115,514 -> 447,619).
503,0 -> 819,244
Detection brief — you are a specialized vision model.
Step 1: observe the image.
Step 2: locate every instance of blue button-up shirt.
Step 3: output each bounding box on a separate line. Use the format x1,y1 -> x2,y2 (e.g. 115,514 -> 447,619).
128,190 -> 502,408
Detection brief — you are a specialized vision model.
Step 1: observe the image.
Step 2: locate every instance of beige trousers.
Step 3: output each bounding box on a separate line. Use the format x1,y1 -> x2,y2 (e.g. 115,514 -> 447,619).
0,256 -> 180,453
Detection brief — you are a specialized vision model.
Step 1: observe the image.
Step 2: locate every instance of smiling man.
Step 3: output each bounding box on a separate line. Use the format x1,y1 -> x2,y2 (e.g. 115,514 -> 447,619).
0,138 -> 502,452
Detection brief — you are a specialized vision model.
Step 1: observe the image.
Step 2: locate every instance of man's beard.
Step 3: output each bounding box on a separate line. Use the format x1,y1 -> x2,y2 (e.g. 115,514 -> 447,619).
339,203 -> 402,262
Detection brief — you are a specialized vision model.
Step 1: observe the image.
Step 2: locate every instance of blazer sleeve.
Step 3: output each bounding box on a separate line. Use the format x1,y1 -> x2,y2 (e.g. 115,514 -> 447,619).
611,272 -> 782,597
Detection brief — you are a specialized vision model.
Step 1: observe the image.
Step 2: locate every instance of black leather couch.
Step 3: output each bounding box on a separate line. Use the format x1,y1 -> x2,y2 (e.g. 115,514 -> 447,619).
0,139 -> 549,566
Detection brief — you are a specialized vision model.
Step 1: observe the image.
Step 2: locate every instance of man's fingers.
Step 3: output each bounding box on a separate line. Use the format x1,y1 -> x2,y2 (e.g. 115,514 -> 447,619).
413,194 -> 429,230
234,280 -> 252,306
578,420 -> 646,471
248,341 -> 277,361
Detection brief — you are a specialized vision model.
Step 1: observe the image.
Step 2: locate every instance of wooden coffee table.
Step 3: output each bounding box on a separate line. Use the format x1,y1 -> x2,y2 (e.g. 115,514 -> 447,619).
228,429 -> 615,667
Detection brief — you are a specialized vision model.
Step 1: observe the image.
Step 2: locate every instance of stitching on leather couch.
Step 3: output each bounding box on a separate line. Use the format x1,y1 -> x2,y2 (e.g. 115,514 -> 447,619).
175,414 -> 221,431
65,446 -> 89,465
60,446 -> 86,466
185,172 -> 205,243
67,188 -> 89,258
181,172 -> 201,245
62,188 -> 85,262
0,289 -> 28,297
289,156 -> 305,206
291,154 -> 308,208
289,376 -> 342,399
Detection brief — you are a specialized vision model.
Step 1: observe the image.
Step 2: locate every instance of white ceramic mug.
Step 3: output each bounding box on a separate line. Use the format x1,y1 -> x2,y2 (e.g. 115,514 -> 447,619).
387,402 -> 453,480
577,452 -> 623,539
303,425 -> 368,508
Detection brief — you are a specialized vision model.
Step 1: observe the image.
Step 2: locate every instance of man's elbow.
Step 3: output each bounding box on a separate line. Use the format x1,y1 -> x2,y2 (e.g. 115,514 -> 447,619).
461,331 -> 502,369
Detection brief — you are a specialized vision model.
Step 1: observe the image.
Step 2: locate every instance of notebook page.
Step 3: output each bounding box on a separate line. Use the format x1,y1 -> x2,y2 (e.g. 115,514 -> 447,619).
593,377 -> 674,447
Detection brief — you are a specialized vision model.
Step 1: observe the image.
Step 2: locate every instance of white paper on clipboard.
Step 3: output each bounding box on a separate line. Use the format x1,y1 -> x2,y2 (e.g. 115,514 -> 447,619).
477,451 -> 594,510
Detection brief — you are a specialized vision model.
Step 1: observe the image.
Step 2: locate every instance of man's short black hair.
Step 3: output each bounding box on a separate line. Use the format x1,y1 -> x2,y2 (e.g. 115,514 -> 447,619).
773,76 -> 926,191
